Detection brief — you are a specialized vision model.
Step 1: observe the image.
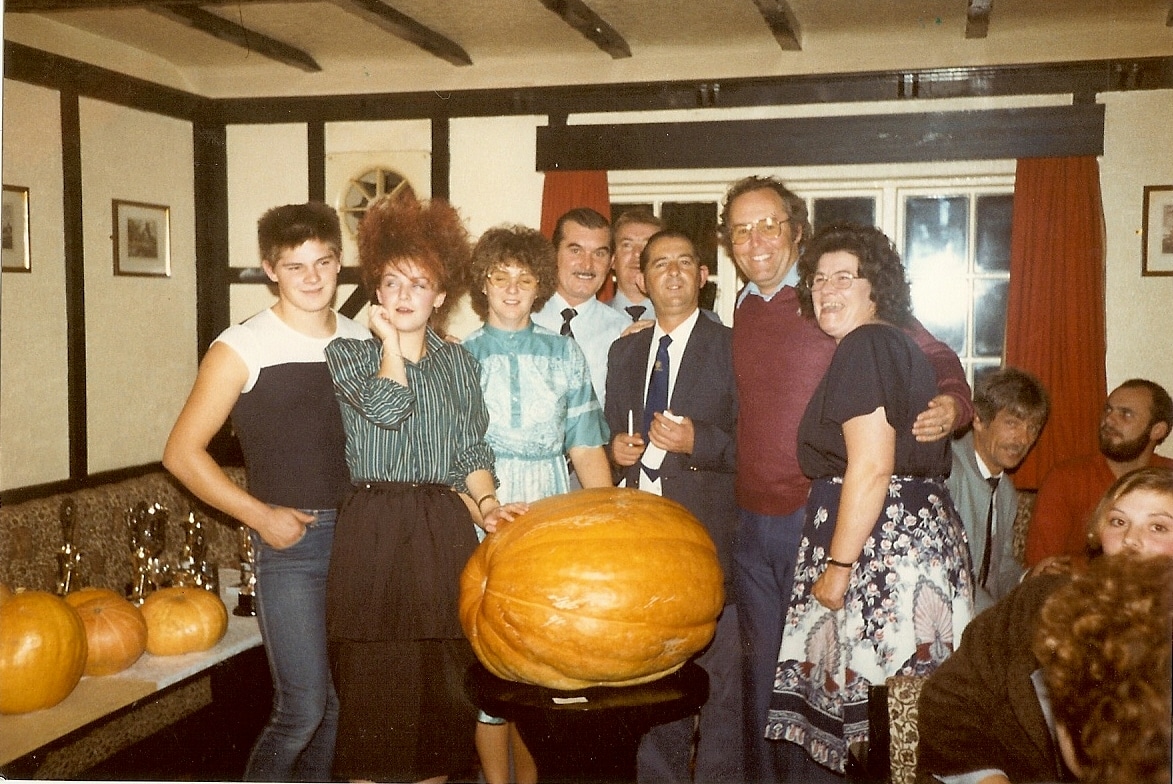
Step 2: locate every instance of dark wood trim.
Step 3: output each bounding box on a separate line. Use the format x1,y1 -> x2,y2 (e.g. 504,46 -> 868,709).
536,0 -> 631,59
536,104 -> 1106,170
61,89 -> 87,480
6,42 -> 1171,125
431,116 -> 450,200
148,5 -> 321,72
327,0 -> 472,66
193,122 -> 229,356
308,121 -> 326,202
3,41 -> 207,121
0,462 -> 166,507
750,0 -> 802,50
6,0 -> 321,10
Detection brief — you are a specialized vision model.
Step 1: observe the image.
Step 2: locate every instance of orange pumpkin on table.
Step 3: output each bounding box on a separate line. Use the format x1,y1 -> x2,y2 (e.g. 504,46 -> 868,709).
459,487 -> 724,690
65,588 -> 148,676
0,590 -> 88,714
141,586 -> 228,656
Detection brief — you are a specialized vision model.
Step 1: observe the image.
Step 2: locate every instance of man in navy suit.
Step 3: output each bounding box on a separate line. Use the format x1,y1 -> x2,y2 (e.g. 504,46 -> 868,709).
605,230 -> 742,783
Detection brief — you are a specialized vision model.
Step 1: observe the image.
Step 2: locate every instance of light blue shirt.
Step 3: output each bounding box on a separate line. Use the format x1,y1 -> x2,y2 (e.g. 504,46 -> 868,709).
609,289 -> 656,322
532,293 -> 629,407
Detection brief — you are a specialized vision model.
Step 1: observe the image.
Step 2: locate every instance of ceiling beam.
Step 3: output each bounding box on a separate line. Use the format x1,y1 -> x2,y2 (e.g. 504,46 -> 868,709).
149,5 -> 322,72
327,0 -> 471,66
750,0 -> 802,50
536,0 -> 631,59
5,0 -> 320,9
966,0 -> 993,39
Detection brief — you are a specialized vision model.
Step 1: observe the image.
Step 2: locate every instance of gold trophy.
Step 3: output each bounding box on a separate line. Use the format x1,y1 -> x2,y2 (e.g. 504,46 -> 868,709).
174,512 -> 219,594
127,501 -> 168,604
56,498 -> 81,596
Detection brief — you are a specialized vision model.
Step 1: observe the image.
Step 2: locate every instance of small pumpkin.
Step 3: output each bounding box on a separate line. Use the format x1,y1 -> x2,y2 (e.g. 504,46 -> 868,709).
141,587 -> 228,656
66,590 -> 147,676
0,590 -> 88,714
460,487 -> 724,690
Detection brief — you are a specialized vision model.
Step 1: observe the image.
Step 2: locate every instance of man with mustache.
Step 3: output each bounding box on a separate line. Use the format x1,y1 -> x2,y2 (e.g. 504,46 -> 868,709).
532,207 -> 629,407
947,367 -> 1050,612
1025,378 -> 1173,568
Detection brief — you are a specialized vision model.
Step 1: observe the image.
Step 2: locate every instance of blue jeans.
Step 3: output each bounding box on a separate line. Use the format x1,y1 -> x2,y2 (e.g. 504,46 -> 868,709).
245,510 -> 339,782
732,506 -> 805,784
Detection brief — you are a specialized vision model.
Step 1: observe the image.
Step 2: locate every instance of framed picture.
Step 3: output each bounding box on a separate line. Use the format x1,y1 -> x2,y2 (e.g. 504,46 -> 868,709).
113,199 -> 171,277
2,185 -> 31,273
1142,185 -> 1173,276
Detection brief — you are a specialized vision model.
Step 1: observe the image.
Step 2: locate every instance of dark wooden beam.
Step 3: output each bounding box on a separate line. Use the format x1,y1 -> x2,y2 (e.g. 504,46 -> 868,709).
536,0 -> 631,59
149,5 -> 322,72
61,89 -> 88,480
750,0 -> 802,50
966,0 -> 993,39
536,104 -> 1106,170
5,0 -> 319,10
327,0 -> 471,66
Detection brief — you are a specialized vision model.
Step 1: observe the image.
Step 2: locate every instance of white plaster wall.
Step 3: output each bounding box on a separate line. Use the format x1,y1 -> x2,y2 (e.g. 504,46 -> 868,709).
78,98 -> 196,473
0,80 -> 69,488
1099,88 -> 1173,458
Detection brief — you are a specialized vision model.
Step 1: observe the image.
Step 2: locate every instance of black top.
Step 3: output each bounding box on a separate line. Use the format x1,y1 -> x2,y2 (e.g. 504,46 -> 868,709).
798,323 -> 951,480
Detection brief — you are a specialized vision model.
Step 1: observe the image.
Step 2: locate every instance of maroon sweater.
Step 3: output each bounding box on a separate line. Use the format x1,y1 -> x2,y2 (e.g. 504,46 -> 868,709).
732,286 -> 972,516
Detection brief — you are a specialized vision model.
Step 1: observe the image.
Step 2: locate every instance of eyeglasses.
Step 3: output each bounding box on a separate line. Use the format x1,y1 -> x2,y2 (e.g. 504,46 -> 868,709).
728,216 -> 790,245
486,271 -> 539,291
808,271 -> 864,291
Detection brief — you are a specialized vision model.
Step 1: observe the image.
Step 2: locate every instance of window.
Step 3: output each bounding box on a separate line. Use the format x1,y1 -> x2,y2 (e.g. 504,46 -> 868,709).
612,169 -> 1014,386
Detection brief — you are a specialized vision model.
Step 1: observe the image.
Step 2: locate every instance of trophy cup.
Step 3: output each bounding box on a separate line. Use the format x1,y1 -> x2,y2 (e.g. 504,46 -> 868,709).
56,498 -> 81,596
233,523 -> 257,617
127,501 -> 169,604
174,512 -> 218,594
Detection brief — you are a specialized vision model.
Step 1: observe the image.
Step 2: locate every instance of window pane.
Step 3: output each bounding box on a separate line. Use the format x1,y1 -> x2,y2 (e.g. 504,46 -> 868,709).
903,196 -> 968,281
974,279 -> 1009,357
812,197 -> 876,234
973,363 -> 1002,392
975,194 -> 1014,273
661,202 -> 719,310
910,277 -> 967,355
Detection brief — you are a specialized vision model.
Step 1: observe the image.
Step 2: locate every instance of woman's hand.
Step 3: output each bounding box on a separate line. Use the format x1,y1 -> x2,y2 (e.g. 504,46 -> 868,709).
480,501 -> 528,534
253,506 -> 315,550
812,564 -> 852,610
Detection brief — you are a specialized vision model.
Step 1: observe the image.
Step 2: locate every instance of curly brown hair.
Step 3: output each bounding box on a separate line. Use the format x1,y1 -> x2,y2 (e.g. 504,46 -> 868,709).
467,225 -> 558,321
356,190 -> 471,333
1033,552 -> 1173,784
795,223 -> 914,328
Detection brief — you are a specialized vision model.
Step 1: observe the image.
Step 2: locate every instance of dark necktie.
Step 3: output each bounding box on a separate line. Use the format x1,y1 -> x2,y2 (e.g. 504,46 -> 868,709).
641,335 -> 672,481
625,305 -> 646,321
979,475 -> 1001,587
560,307 -> 577,338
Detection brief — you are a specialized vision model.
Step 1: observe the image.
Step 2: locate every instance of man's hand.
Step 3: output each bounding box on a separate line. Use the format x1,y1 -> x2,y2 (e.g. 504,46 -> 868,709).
648,411 -> 694,454
611,432 -> 645,467
253,506 -> 315,549
621,319 -> 655,338
912,394 -> 960,442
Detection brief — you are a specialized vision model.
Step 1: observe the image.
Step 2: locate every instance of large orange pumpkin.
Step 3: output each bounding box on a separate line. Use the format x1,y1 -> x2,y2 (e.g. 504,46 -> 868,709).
0,590 -> 88,714
66,589 -> 148,676
460,487 -> 724,690
141,587 -> 228,656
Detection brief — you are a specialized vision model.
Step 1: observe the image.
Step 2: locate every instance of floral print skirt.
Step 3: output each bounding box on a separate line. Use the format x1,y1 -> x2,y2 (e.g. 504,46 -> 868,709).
764,475 -> 974,774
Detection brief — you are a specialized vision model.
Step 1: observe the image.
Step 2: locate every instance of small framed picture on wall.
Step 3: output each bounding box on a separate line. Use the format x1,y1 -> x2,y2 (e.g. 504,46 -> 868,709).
113,199 -> 171,277
2,185 -> 31,273
1142,185 -> 1173,277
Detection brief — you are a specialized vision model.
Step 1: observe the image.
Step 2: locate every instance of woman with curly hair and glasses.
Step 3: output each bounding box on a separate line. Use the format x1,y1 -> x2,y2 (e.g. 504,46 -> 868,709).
917,465 -> 1173,784
460,224 -> 612,784
323,193 -> 526,784
764,223 -> 973,781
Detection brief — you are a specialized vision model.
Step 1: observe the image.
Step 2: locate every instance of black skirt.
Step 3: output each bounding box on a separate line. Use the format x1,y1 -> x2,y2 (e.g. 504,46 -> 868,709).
326,481 -> 478,641
326,482 -> 480,780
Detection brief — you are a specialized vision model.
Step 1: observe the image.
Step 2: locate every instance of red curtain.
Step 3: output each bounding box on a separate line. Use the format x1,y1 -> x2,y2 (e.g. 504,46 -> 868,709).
1004,156 -> 1107,489
539,170 -> 614,301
